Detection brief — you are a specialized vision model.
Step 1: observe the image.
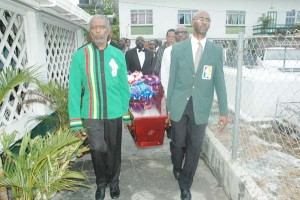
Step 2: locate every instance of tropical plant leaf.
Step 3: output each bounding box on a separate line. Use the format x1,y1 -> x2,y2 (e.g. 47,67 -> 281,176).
0,128 -> 89,199
0,131 -> 17,156
21,81 -> 70,131
0,66 -> 41,102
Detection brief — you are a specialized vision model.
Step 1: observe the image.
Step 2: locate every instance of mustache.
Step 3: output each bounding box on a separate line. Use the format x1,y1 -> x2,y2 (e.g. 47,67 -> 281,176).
91,35 -> 108,45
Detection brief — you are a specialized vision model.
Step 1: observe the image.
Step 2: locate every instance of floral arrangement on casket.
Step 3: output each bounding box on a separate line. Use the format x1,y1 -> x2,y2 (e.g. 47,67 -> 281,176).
128,71 -> 160,112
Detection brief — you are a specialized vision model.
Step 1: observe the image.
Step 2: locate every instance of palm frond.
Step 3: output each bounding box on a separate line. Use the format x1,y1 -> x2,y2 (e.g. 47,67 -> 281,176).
0,131 -> 17,157
0,129 -> 89,199
0,66 -> 41,102
21,81 -> 70,130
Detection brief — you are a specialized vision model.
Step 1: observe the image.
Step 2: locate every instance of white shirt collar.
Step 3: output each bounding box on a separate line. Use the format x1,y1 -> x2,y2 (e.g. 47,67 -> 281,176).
136,48 -> 145,53
191,35 -> 206,49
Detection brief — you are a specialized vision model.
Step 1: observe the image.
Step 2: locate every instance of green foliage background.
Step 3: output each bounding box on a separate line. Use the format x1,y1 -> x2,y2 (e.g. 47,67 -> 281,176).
83,0 -> 120,42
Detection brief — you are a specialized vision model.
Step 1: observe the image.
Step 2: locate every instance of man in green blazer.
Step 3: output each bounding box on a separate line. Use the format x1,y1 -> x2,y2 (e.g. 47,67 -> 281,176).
68,15 -> 130,200
167,11 -> 228,200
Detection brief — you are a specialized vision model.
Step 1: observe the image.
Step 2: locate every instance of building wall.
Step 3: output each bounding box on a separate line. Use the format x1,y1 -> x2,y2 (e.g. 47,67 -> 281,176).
119,0 -> 300,41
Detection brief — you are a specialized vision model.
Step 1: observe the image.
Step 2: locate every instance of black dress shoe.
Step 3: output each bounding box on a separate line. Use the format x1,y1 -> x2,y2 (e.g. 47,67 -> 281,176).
110,186 -> 120,199
173,168 -> 181,180
180,189 -> 191,200
95,187 -> 105,200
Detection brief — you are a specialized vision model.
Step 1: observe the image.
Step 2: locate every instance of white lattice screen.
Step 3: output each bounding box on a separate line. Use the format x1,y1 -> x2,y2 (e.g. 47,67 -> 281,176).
44,23 -> 76,88
0,8 -> 28,127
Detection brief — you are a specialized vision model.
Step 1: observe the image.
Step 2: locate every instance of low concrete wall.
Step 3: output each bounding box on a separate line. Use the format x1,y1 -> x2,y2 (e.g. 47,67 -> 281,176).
203,129 -> 269,200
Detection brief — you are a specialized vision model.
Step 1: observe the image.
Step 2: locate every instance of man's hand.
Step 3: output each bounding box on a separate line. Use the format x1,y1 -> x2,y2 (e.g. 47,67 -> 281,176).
165,112 -> 171,127
75,129 -> 87,139
218,115 -> 228,132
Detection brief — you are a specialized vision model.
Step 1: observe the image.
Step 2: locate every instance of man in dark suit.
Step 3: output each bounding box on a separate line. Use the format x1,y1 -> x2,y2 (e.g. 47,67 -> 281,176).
107,32 -> 120,49
125,36 -> 154,75
167,11 -> 228,200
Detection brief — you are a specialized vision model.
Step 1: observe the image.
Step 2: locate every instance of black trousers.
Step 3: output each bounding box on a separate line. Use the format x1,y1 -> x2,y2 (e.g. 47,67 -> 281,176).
170,98 -> 207,190
84,118 -> 122,189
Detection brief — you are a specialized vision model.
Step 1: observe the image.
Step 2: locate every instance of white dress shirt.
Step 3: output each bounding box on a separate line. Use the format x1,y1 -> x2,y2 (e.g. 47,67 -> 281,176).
191,36 -> 206,64
137,48 -> 145,68
160,45 -> 173,96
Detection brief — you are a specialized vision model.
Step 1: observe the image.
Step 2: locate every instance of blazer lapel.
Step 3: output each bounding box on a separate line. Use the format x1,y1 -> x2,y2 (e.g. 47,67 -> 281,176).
199,41 -> 213,67
182,39 -> 194,72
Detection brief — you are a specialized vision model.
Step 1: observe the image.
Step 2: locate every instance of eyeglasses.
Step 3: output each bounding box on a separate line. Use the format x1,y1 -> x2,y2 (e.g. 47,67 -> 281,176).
193,16 -> 211,23
175,31 -> 188,35
90,25 -> 107,30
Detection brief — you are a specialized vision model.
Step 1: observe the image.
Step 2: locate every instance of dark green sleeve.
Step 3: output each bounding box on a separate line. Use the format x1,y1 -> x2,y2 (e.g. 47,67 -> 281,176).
167,46 -> 179,111
118,53 -> 130,114
68,50 -> 84,130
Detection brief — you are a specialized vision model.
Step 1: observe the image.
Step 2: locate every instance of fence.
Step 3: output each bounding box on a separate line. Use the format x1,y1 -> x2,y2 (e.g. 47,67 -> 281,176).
0,2 -> 86,149
209,34 -> 300,200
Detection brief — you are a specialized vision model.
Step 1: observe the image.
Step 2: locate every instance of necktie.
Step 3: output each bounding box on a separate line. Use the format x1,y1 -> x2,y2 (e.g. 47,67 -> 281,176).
194,42 -> 203,72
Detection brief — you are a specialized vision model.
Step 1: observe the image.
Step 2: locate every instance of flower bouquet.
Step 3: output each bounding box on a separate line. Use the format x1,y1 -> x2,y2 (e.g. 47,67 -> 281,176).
128,71 -> 160,111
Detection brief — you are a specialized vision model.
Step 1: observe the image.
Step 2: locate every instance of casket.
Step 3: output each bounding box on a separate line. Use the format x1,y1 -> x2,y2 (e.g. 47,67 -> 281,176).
126,85 -> 168,147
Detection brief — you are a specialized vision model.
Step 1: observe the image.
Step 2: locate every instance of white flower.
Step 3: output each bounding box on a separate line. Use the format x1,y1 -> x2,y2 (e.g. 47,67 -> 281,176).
109,59 -> 118,77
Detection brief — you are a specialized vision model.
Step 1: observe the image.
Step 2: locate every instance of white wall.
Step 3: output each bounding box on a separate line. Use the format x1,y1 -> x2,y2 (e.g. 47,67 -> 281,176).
119,0 -> 300,40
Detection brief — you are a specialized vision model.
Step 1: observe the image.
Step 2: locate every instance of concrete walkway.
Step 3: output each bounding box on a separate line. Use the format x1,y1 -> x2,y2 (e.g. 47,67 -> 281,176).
52,129 -> 228,200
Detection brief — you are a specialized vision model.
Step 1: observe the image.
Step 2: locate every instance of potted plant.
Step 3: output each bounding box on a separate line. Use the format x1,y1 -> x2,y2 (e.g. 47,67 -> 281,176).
22,81 -> 71,131
0,67 -> 89,199
0,128 -> 89,200
0,66 -> 41,200
257,14 -> 274,34
21,81 -> 90,155
292,23 -> 300,36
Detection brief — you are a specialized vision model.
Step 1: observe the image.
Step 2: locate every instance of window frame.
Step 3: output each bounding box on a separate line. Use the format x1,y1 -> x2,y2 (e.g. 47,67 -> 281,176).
178,10 -> 198,25
295,11 -> 300,24
286,11 -> 295,26
226,10 -> 246,26
130,9 -> 153,25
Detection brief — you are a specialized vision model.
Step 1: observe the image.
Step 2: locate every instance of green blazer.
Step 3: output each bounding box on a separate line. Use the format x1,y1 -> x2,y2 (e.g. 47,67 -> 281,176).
167,38 -> 228,125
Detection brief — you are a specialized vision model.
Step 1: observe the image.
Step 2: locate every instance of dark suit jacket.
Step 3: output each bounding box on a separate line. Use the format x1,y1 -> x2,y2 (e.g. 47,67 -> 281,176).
167,38 -> 228,125
125,47 -> 154,75
109,40 -> 120,49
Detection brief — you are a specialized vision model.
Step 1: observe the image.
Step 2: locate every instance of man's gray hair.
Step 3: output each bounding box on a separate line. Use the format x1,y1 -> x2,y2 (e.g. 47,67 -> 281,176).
176,24 -> 187,32
88,15 -> 111,30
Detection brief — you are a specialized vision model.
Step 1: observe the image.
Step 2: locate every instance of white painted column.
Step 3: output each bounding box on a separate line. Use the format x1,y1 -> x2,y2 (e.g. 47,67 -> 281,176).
24,11 -> 48,83
23,11 -> 51,116
76,29 -> 86,49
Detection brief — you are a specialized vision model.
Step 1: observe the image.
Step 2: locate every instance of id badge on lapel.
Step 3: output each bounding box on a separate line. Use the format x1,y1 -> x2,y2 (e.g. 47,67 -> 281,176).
202,65 -> 212,80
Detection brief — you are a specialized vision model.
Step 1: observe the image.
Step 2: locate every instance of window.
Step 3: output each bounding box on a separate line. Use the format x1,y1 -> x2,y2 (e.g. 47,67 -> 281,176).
92,0 -> 101,4
79,0 -> 89,4
131,10 -> 153,25
286,11 -> 295,26
226,10 -> 245,25
178,10 -> 197,25
296,11 -> 300,23
267,11 -> 277,26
